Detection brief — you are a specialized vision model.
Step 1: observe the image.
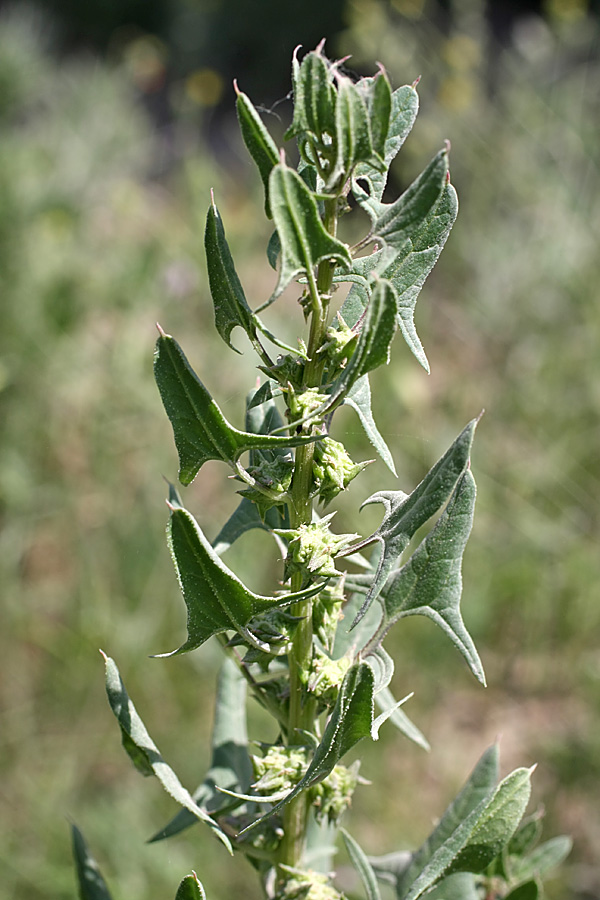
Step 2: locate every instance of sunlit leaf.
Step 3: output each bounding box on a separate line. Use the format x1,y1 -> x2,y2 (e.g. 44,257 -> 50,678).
204,198 -> 258,352
341,828 -> 382,900
343,418 -> 477,627
155,502 -> 323,656
343,375 -> 397,476
235,86 -> 279,217
71,825 -> 114,900
150,657 -> 252,841
102,653 -> 232,852
330,76 -> 382,187
265,161 -> 352,304
154,331 -> 318,484
285,46 -> 336,143
371,470 -> 485,685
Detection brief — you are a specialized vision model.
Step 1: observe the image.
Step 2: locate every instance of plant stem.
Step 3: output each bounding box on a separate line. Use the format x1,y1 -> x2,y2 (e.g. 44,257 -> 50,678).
278,197 -> 339,871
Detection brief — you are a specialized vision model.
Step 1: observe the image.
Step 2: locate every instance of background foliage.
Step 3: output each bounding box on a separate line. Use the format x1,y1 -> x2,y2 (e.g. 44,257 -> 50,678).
0,2 -> 598,898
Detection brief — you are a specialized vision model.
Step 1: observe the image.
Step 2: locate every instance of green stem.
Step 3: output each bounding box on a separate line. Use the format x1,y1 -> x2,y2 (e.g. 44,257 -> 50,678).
278,197 -> 339,872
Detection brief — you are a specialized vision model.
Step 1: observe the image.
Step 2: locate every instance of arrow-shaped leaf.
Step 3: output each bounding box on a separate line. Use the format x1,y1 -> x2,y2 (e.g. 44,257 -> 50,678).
102,653 -> 232,853
150,657 -> 252,842
154,331 -> 318,485
71,825 -> 114,900
235,86 -> 279,218
370,469 -> 485,685
205,198 -> 259,352
175,872 -> 207,900
344,417 -> 477,628
265,161 -> 352,305
343,375 -> 397,476
354,83 -> 419,203
155,502 -> 323,656
240,662 -> 381,836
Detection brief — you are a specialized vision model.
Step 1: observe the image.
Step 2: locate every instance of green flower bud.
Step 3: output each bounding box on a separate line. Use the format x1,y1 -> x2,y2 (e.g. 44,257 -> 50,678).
252,745 -> 309,796
313,437 -> 371,505
275,867 -> 346,900
304,647 -> 351,705
318,314 -> 358,370
276,514 -> 359,583
311,762 -> 359,825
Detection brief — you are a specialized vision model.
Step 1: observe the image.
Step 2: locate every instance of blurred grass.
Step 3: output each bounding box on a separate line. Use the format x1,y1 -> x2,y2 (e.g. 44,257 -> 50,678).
0,4 -> 598,899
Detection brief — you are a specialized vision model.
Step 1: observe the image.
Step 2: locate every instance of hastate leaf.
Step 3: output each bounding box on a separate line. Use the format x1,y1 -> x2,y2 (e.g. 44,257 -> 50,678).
204,198 -> 258,352
150,657 -> 252,842
155,503 -> 323,656
354,83 -> 419,203
71,825 -> 114,900
371,470 -> 485,686
265,161 -> 352,305
343,375 -> 397,476
102,653 -> 232,853
344,417 -> 478,628
154,331 -> 318,484
240,662 -> 380,836
235,86 -> 279,218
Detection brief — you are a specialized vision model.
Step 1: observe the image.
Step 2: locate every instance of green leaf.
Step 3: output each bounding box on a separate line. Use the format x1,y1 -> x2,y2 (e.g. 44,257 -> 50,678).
102,653 -> 232,852
236,86 -> 279,218
324,279 -> 398,413
71,825 -> 114,900
345,418 -> 477,627
240,662 -> 379,836
372,470 -> 485,685
397,745 -> 499,896
265,161 -> 352,304
365,69 -> 393,159
154,331 -> 318,484
397,763 -> 532,899
504,882 -> 539,900
155,502 -> 323,656
418,872 -> 480,900
341,828 -> 382,900
340,180 -> 458,373
369,851 -> 412,888
331,76 -> 382,187
506,812 -> 544,857
509,836 -> 572,884
343,376 -> 397,477
204,198 -> 258,352
211,496 -> 285,556
285,46 -> 336,143
150,657 -> 252,841
175,872 -> 207,900
374,686 -> 430,751
353,84 -> 418,202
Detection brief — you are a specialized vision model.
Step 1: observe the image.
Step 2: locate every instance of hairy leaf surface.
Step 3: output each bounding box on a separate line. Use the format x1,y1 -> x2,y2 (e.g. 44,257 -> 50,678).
102,653 -> 232,852
71,825 -> 114,900
236,87 -> 279,217
341,828 -> 382,900
343,375 -> 397,476
154,332 -> 318,484
175,873 -> 207,900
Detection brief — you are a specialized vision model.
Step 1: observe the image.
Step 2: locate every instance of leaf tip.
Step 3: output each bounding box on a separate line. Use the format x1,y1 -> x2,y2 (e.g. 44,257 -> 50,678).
156,322 -> 167,337
233,78 -> 240,96
412,74 -> 421,88
99,648 -> 108,661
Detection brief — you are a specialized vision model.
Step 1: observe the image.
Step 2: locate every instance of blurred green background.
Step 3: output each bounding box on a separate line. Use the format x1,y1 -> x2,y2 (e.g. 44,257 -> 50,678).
0,1 -> 598,898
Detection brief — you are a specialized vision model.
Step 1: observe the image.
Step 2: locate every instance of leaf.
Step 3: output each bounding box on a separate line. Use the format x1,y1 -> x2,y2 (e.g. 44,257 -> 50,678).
150,657 -> 252,842
102,653 -> 232,853
354,83 -> 419,203
240,662 -> 380,836
285,46 -> 336,142
372,470 -> 485,686
236,86 -> 279,217
204,198 -> 258,352
374,686 -> 430,751
397,745 -> 500,896
369,851 -> 412,888
504,882 -> 539,900
175,872 -> 207,900
265,161 -> 352,304
343,375 -> 397,476
211,496 -> 285,556
506,812 -> 544,857
331,76 -> 382,187
345,418 -> 477,628
366,69 -> 393,159
154,331 -> 318,484
155,502 -> 323,656
509,836 -> 573,884
341,828 -> 382,900
71,824 -> 114,900
325,279 -> 399,411
419,872 -> 480,900
397,764 -> 533,900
